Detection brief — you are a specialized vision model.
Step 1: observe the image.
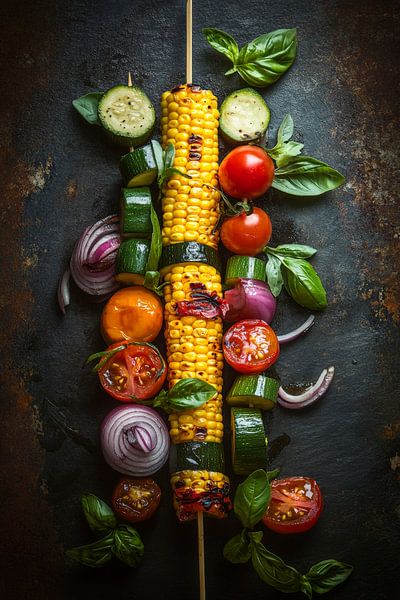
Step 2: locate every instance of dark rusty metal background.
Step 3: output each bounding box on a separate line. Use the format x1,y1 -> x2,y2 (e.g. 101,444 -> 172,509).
0,1 -> 399,598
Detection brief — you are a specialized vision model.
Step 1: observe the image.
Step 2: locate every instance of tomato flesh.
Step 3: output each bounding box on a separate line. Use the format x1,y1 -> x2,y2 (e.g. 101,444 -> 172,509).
262,477 -> 323,534
112,477 -> 161,523
218,145 -> 275,200
220,207 -> 272,256
223,319 -> 279,374
98,342 -> 167,402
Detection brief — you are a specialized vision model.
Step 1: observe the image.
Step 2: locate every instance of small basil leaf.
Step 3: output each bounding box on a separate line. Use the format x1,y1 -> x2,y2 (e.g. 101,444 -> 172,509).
112,524 -> 144,568
151,140 -> 164,175
234,469 -> 270,529
72,92 -> 103,125
306,559 -> 353,594
203,28 -> 239,63
250,536 -> 302,593
300,577 -> 313,598
267,244 -> 317,259
81,494 -> 117,533
223,530 -> 251,564
265,255 -> 283,297
145,205 -> 162,273
266,468 -> 280,481
273,155 -> 345,196
155,378 -> 216,413
164,142 -> 175,170
277,113 -> 294,144
66,533 -> 114,568
281,257 -> 327,310
165,167 -> 192,180
275,141 -> 305,167
236,29 -> 297,87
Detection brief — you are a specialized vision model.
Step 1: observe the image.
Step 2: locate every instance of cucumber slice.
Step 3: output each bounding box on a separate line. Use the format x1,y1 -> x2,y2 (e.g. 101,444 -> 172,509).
225,256 -> 267,286
115,238 -> 150,284
220,88 -> 270,145
169,442 -> 225,473
227,375 -> 279,410
120,144 -> 158,187
160,242 -> 221,274
231,407 -> 268,475
120,187 -> 152,238
98,85 -> 155,147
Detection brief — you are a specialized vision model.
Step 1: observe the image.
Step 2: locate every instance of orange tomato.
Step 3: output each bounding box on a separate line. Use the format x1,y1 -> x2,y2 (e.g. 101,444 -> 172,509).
101,287 -> 163,344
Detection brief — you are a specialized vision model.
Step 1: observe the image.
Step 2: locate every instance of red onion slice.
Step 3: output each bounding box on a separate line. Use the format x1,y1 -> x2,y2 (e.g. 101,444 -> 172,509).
101,405 -> 170,476
57,268 -> 71,314
224,279 -> 277,324
277,315 -> 315,344
277,366 -> 335,409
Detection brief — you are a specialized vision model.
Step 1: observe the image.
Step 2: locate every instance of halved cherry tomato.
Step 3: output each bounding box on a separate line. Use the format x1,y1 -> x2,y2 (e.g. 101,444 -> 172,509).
101,286 -> 163,345
262,477 -> 323,534
112,477 -> 161,523
220,207 -> 272,256
97,342 -> 167,402
223,319 -> 279,374
218,146 -> 275,200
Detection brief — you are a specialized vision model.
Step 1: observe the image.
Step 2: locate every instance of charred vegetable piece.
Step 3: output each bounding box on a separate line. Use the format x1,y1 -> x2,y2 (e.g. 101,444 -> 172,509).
223,319 -> 280,374
112,477 -> 161,523
170,469 -> 231,522
220,88 -> 270,144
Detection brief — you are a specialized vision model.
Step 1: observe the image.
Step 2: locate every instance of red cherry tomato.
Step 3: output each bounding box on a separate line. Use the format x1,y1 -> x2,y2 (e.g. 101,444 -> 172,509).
218,146 -> 275,200
112,477 -> 161,523
97,341 -> 167,402
220,207 -> 272,255
223,319 -> 279,374
262,477 -> 323,534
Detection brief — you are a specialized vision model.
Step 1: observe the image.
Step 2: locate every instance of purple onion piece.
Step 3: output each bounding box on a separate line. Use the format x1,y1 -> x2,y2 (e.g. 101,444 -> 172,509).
278,366 -> 335,409
57,267 -> 71,314
277,315 -> 315,344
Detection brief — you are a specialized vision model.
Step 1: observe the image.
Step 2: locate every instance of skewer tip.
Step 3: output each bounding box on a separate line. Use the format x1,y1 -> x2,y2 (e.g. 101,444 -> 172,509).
127,71 -> 132,87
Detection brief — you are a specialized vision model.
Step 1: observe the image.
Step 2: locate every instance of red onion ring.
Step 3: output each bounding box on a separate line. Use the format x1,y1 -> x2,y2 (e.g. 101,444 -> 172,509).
101,405 -> 170,476
277,366 -> 335,409
57,267 -> 71,314
277,315 -> 315,344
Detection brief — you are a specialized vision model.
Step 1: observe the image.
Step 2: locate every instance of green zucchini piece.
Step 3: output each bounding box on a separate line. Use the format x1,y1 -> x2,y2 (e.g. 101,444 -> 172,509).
98,85 -> 155,147
220,88 -> 270,145
169,442 -> 225,473
227,375 -> 279,410
225,256 -> 267,286
231,407 -> 268,475
120,187 -> 152,238
160,242 -> 221,274
115,238 -> 150,285
120,144 -> 158,187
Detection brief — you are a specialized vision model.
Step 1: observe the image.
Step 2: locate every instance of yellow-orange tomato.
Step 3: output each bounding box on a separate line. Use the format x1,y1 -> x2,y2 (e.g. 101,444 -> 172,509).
101,287 -> 163,344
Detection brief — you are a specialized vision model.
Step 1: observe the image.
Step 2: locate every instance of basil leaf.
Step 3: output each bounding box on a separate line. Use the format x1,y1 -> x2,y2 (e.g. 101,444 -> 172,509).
145,204 -> 162,272
306,559 -> 353,594
151,140 -> 164,177
277,113 -> 294,144
266,244 -> 317,259
223,530 -> 251,564
265,255 -> 283,297
273,155 -> 345,196
300,577 -> 313,598
66,533 -> 114,568
274,141 -> 304,167
112,524 -> 144,568
165,166 -> 192,180
164,142 -> 175,170
81,494 -> 117,533
266,468 -> 280,481
154,378 -> 216,413
234,469 -> 270,529
203,28 -> 239,63
72,92 -> 103,125
281,257 -> 327,310
236,29 -> 297,87
249,535 -> 302,593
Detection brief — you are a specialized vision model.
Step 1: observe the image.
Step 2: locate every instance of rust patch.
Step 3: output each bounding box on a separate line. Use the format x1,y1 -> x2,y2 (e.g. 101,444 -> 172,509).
382,421 -> 400,440
66,178 -> 78,199
390,454 -> 400,471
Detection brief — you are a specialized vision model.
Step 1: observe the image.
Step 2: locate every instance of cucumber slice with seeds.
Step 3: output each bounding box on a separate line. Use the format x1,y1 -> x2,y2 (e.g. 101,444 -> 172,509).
98,85 -> 155,147
220,88 -> 270,145
231,407 -> 268,475
120,144 -> 158,187
227,375 -> 279,410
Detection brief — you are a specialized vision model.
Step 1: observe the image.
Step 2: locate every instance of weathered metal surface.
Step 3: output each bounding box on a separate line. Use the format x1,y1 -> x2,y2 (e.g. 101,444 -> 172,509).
0,0 -> 399,598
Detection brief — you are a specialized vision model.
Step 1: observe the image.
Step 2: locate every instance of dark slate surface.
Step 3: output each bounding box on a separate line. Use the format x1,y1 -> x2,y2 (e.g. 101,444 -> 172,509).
0,1 -> 399,599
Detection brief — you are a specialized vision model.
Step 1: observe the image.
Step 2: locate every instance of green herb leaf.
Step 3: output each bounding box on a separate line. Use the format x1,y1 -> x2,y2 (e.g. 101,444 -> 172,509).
281,257 -> 327,310
266,468 -> 280,481
300,577 -> 314,598
111,524 -> 144,568
143,270 -> 168,297
265,255 -> 283,297
274,141 -> 304,167
223,530 -> 252,564
72,92 -> 103,125
236,29 -> 297,87
66,533 -> 114,568
249,534 -> 302,593
306,559 -> 353,594
87,345 -> 125,372
234,469 -> 271,529
81,494 -> 117,533
151,140 -> 164,175
273,155 -> 345,196
145,204 -> 162,272
164,142 -> 175,170
166,166 -> 192,180
203,28 -> 239,63
265,244 -> 317,259
277,113 -> 294,144
153,378 -> 216,413
267,114 -> 303,166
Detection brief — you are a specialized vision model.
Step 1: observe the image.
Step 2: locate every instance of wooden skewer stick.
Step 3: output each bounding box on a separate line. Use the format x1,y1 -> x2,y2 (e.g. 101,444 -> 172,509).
186,0 -> 193,84
197,512 -> 206,600
127,71 -> 133,152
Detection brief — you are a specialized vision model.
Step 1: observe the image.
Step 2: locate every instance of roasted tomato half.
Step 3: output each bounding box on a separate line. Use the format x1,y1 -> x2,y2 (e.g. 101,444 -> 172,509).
223,319 -> 279,374
97,341 -> 167,402
262,477 -> 323,534
112,477 -> 161,523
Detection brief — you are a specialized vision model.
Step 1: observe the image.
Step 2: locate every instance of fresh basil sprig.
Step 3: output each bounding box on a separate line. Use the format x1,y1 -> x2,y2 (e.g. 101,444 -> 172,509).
151,140 -> 191,190
72,92 -> 103,125
112,524 -> 144,568
81,493 -> 117,533
223,470 -> 353,597
153,378 -> 217,414
203,28 -> 297,87
145,204 -> 162,272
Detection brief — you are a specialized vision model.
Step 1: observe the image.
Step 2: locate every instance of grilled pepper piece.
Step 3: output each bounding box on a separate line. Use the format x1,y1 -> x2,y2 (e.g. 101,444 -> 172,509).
170,469 -> 231,523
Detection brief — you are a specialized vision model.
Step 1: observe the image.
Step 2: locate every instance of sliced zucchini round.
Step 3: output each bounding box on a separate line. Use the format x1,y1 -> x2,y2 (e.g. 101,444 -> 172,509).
120,187 -> 152,238
225,256 -> 267,286
120,144 -> 158,187
98,85 -> 155,147
227,375 -> 279,410
169,442 -> 225,473
115,238 -> 150,285
220,88 -> 270,145
231,407 -> 268,475
159,242 -> 221,274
